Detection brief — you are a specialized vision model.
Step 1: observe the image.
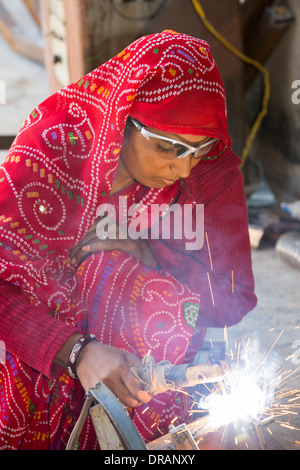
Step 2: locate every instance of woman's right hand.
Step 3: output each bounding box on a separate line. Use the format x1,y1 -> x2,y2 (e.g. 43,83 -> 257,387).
75,341 -> 152,408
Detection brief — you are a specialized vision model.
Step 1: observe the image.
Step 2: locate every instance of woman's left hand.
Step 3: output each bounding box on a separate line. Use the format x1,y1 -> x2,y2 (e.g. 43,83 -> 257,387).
69,218 -> 155,267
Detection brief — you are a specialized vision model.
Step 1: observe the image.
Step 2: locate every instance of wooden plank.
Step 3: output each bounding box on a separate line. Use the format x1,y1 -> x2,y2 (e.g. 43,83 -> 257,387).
90,404 -> 125,450
242,0 -> 274,41
10,33 -> 44,63
244,4 -> 295,88
40,0 -> 73,91
245,4 -> 295,60
0,1 -> 17,41
23,0 -> 41,27
0,0 -> 43,63
0,136 -> 15,150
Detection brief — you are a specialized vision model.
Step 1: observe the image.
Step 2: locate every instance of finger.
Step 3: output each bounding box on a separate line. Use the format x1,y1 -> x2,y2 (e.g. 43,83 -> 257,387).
69,218 -> 118,262
81,239 -> 120,253
70,238 -> 122,266
121,371 -> 152,405
69,232 -> 97,261
110,381 -> 145,408
69,231 -> 104,264
68,218 -> 101,260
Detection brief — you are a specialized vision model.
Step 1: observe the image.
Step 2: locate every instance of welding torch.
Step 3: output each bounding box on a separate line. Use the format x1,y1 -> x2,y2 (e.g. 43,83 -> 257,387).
131,351 -> 227,396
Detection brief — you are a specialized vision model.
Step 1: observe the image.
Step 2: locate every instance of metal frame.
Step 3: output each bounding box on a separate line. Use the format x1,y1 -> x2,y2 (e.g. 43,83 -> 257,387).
66,381 -> 147,450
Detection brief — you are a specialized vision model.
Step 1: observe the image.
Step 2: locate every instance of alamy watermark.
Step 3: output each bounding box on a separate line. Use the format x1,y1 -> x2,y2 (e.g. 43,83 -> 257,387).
291,80 -> 300,105
0,80 -> 6,105
291,339 -> 300,365
96,197 -> 204,250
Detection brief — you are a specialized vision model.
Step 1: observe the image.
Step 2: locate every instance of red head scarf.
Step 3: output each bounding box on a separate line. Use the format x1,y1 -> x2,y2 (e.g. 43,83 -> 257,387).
0,30 -> 230,316
130,32 -> 229,145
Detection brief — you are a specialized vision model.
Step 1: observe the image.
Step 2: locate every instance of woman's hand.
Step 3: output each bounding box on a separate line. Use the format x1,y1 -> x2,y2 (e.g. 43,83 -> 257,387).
76,341 -> 152,408
69,218 -> 155,267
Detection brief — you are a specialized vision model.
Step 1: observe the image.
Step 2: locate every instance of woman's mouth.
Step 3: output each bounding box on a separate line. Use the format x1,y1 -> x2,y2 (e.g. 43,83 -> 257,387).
160,178 -> 177,186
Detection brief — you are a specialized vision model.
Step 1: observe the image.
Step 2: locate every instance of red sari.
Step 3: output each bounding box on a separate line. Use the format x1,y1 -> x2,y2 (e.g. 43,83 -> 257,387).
0,30 -> 256,449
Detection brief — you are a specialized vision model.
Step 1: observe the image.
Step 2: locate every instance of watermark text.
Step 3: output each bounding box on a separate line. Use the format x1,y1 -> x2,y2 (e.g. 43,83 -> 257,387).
96,197 -> 204,250
291,339 -> 300,365
291,80 -> 300,105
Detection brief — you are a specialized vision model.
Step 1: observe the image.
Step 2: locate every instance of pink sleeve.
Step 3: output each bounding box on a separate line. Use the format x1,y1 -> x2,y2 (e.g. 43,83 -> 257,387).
0,279 -> 80,378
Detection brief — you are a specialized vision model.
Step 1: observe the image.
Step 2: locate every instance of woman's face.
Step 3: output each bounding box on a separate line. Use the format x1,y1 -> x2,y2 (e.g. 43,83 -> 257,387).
114,120 -> 210,190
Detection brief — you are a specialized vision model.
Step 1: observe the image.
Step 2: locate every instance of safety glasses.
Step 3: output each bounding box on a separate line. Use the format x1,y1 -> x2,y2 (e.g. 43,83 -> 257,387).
130,118 -> 223,160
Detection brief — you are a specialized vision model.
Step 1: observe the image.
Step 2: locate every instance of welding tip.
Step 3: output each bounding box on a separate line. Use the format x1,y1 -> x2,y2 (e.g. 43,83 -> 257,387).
165,360 -> 228,388
186,360 -> 228,386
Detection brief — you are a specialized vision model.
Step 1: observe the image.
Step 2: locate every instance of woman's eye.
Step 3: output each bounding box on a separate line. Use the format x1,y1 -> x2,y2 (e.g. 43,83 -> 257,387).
176,146 -> 188,158
156,142 -> 174,153
159,145 -> 173,153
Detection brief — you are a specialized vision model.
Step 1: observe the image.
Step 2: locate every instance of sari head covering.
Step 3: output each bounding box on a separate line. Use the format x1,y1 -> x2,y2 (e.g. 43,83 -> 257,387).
130,32 -> 229,146
0,31 -> 241,449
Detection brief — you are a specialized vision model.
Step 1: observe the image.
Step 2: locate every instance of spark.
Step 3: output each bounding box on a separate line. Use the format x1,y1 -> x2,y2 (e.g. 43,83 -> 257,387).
141,406 -> 149,414
156,423 -> 164,435
288,395 -> 300,403
177,389 -> 193,398
205,232 -> 213,271
278,423 -> 300,431
206,272 -> 215,306
244,336 -> 251,354
259,329 -> 284,368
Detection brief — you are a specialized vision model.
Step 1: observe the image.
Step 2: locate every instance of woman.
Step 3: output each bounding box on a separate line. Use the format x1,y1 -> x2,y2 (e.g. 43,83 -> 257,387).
0,30 -> 256,449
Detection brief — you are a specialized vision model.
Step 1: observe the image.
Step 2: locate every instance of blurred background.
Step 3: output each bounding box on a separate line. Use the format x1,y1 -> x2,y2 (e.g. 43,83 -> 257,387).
0,0 -> 299,450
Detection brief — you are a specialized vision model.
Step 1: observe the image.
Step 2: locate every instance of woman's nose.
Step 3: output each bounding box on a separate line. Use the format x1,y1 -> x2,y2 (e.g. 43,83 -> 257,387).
170,155 -> 193,179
